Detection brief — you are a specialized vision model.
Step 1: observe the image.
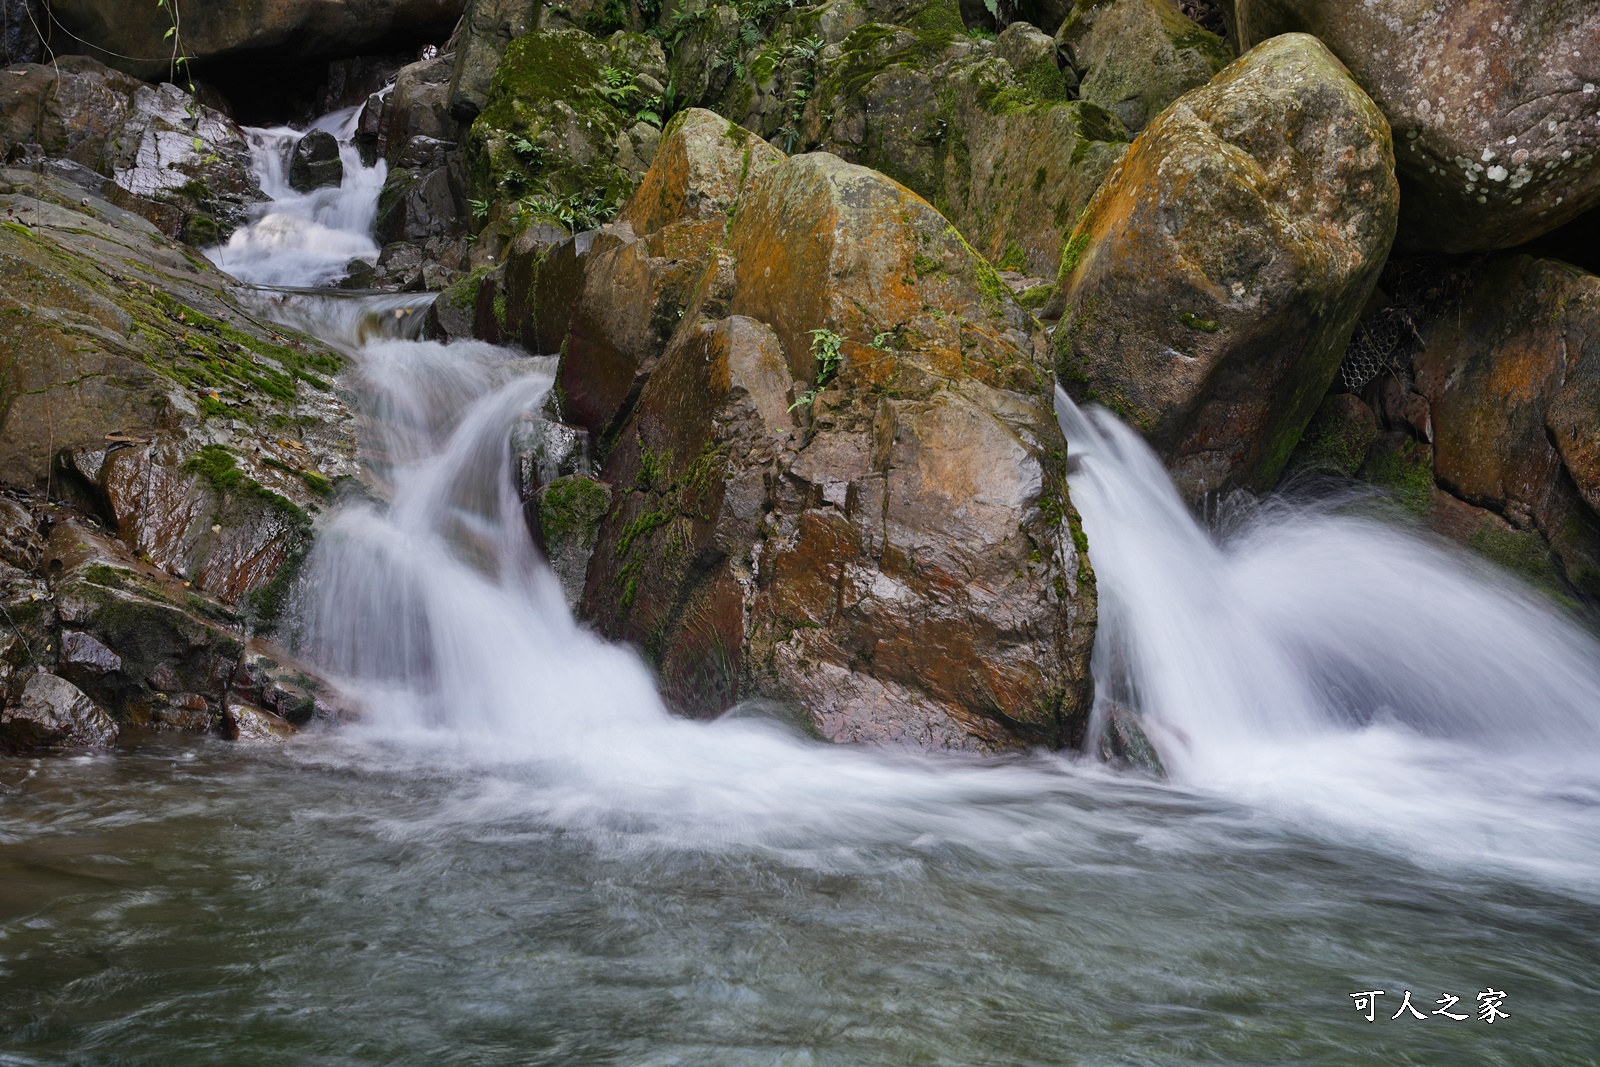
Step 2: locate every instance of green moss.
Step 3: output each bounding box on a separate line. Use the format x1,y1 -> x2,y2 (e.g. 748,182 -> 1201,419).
1058,232 -> 1091,279
1358,438 -> 1434,518
539,475 -> 613,552
182,446 -> 311,527
1032,166 -> 1048,194
1017,283 -> 1057,310
1290,397 -> 1377,478
1468,522 -> 1569,601
1019,56 -> 1071,103
997,242 -> 1027,271
1179,312 -> 1220,332
912,252 -> 938,276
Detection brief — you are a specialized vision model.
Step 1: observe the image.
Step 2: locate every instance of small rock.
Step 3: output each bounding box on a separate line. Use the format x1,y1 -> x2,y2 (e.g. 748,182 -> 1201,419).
0,673 -> 118,752
59,630 -> 123,675
290,129 -> 344,192
224,701 -> 295,743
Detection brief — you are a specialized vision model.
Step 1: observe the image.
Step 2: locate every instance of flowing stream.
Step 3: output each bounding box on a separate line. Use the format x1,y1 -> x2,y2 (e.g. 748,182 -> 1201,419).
2,111 -> 1598,1066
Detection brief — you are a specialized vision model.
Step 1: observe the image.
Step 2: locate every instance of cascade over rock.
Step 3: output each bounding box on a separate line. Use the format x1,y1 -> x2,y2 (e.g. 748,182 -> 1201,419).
1222,0 -> 1600,253
549,111 -> 1096,751
1054,32 -> 1397,500
43,0 -> 468,81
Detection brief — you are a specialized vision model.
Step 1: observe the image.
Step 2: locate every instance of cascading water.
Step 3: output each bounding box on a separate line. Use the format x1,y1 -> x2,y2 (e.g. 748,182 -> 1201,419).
7,102 -> 1600,1065
203,105 -> 386,287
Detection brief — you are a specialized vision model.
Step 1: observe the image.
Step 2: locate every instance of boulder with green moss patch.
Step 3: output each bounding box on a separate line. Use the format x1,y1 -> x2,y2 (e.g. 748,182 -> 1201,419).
0,167 -> 359,620
1056,0 -> 1232,134
1053,34 -> 1397,500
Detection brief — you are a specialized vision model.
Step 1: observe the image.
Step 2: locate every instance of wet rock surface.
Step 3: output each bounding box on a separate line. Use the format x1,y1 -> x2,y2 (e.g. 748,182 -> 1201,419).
0,671 -> 117,753
1054,33 -> 1398,500
45,0 -> 468,81
0,57 -> 264,244
290,129 -> 345,191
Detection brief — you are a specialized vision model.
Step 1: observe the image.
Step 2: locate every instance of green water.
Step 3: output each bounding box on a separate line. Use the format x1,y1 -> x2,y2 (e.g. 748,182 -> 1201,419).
1,736 -> 1593,1066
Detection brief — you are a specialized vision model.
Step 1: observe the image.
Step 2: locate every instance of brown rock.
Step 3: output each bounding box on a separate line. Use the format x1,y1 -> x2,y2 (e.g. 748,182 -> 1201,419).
0,672 -> 118,752
580,151 -> 1096,752
1412,255 -> 1600,593
1054,33 -> 1398,499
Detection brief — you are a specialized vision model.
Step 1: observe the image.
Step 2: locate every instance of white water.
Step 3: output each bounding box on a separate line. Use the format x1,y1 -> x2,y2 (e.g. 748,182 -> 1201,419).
212,108 -> 1600,900
203,106 -> 386,287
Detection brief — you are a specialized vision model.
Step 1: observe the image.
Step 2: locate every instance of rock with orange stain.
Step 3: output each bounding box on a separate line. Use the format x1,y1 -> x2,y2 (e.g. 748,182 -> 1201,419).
1225,0 -> 1600,252
1413,255 -> 1600,594
579,150 -> 1096,752
1054,33 -> 1398,501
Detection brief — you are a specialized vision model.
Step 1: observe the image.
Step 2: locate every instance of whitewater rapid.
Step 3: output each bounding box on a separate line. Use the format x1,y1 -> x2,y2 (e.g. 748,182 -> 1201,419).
218,106 -> 1600,901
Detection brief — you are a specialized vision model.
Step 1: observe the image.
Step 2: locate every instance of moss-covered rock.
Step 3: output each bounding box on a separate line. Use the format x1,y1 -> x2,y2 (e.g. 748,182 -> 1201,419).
1056,0 -> 1231,134
466,28 -> 669,228
1411,255 -> 1600,596
1053,33 -> 1398,499
0,166 -> 358,615
537,474 -> 613,606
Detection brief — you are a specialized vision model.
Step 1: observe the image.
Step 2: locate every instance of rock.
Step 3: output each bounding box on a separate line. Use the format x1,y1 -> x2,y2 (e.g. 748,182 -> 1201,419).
0,166 -> 357,617
800,12 -> 1130,277
465,29 -> 668,233
1,0 -> 42,66
1411,255 -> 1600,594
512,414 -> 590,498
1287,392 -> 1379,478
223,700 -> 295,742
536,475 -> 612,608
1056,0 -> 1232,134
512,111 -> 782,441
376,164 -> 465,246
0,57 -> 263,242
0,498 -> 43,572
59,630 -> 123,675
45,0 -> 468,81
1226,0 -> 1600,253
1054,33 -> 1398,499
994,21 -> 1058,78
378,49 -> 458,164
1098,702 -> 1165,776
289,129 -> 344,191
580,149 -> 1097,751
447,0 -> 540,122
0,672 -> 118,752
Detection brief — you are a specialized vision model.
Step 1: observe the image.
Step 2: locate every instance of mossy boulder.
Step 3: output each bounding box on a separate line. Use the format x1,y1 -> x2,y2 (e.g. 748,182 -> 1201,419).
0,166 -> 358,616
1053,33 -> 1398,499
466,28 -> 668,225
579,149 -> 1097,751
447,0 -> 543,122
1225,0 -> 1600,252
798,18 -> 1129,276
1056,0 -> 1232,134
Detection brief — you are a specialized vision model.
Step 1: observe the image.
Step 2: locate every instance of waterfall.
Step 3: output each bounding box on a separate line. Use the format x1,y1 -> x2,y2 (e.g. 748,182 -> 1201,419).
208,108 -> 1600,896
203,104 -> 386,287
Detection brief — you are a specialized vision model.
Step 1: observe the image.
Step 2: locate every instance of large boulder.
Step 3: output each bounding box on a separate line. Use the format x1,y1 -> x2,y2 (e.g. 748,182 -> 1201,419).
0,165 -> 358,618
290,129 -> 344,191
576,138 -> 1097,751
0,57 -> 263,244
1054,33 -> 1398,499
446,0 -> 540,122
0,672 -> 117,753
790,7 -> 1130,278
45,0 -> 467,81
1225,0 -> 1600,253
1412,256 -> 1600,594
1056,0 -> 1233,134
